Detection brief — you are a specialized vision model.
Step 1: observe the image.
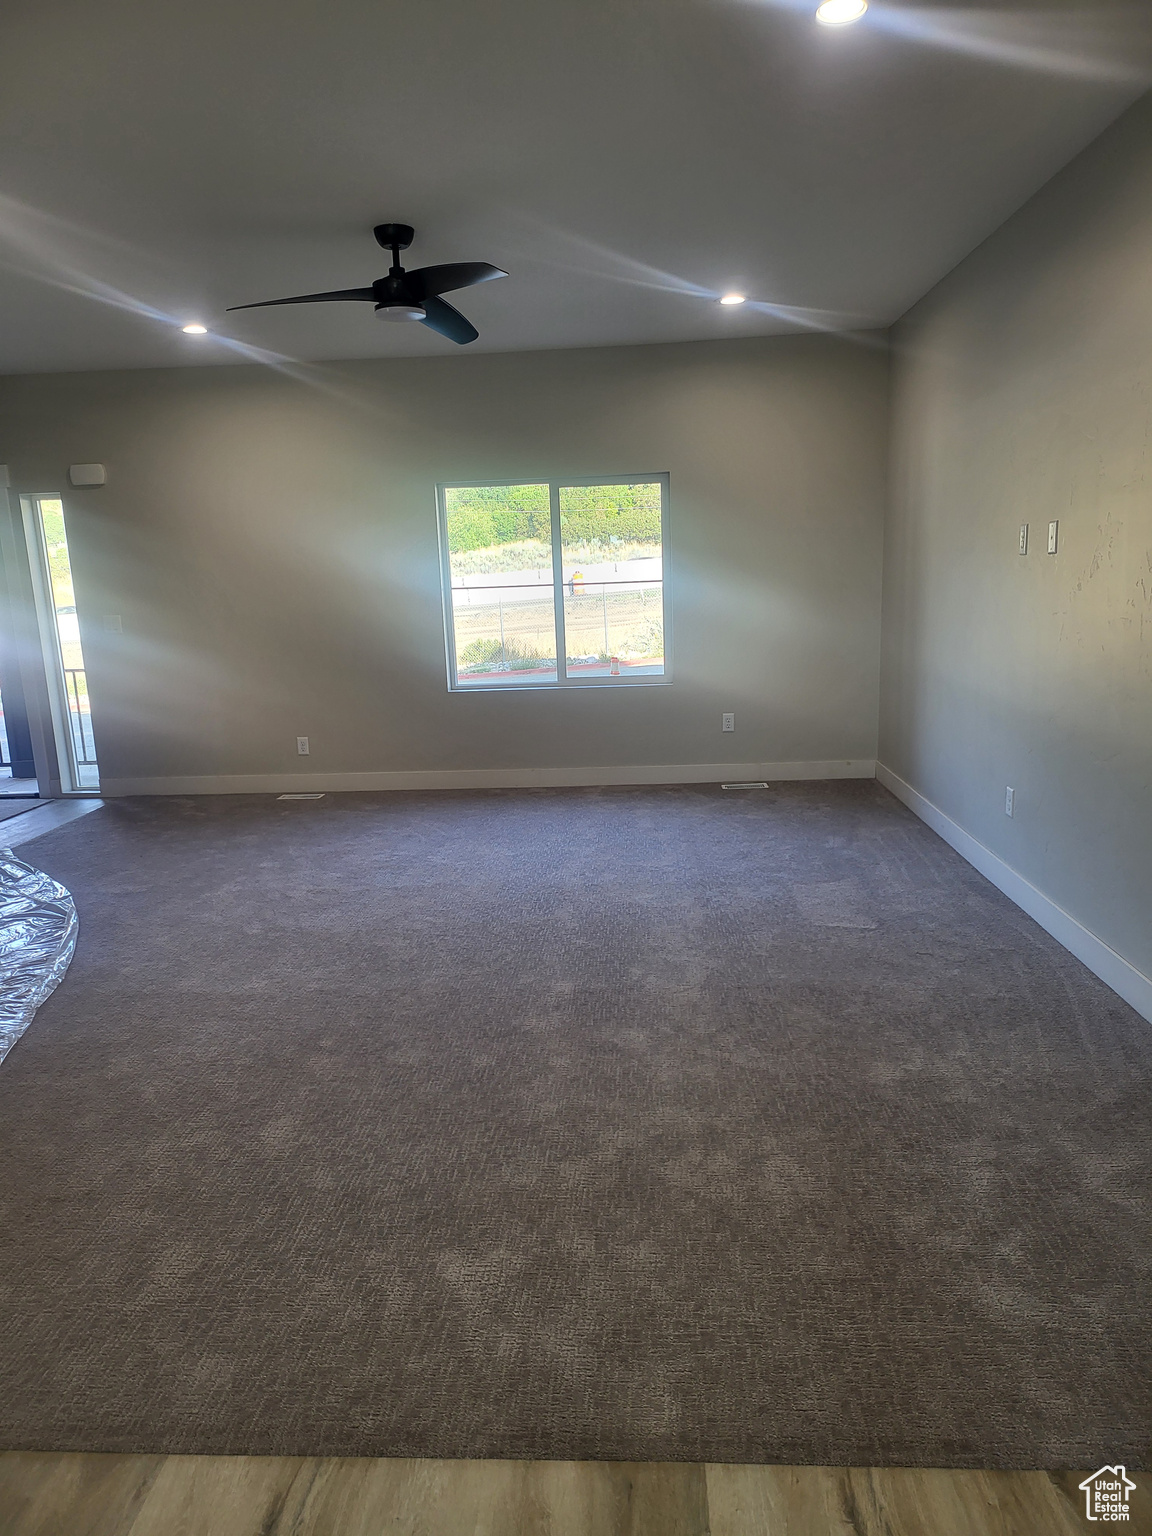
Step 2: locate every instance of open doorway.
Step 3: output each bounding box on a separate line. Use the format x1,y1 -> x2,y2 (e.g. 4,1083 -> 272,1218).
0,700 -> 39,797
0,487 -> 100,805
0,640 -> 38,798
0,494 -> 44,815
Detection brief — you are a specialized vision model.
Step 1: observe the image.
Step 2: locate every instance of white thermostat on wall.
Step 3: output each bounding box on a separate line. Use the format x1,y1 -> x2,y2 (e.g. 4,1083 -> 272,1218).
69,463 -> 106,486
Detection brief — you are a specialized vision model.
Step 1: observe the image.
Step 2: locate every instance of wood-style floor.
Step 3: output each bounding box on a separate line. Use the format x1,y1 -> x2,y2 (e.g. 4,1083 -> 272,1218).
2,1455 -> 1148,1535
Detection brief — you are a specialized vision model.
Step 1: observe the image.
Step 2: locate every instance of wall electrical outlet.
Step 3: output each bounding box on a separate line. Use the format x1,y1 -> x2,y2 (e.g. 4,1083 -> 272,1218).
296,736 -> 310,756
722,713 -> 735,733
1018,524 -> 1028,555
1047,520 -> 1059,554
1005,786 -> 1015,818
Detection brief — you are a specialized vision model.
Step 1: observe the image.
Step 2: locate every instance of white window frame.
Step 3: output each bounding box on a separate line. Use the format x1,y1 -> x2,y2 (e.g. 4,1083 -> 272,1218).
436,474 -> 671,692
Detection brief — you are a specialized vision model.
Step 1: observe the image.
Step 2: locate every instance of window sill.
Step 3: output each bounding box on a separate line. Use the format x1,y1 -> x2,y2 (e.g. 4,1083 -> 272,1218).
449,675 -> 672,695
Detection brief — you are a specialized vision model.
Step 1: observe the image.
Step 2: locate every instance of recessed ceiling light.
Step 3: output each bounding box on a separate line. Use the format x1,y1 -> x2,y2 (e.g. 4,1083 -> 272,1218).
181,322 -> 208,335
720,293 -> 746,306
815,0 -> 867,25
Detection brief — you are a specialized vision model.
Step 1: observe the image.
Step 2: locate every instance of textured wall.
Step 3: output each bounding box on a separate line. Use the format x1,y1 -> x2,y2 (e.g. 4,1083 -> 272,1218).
0,333 -> 888,785
881,95 -> 1152,979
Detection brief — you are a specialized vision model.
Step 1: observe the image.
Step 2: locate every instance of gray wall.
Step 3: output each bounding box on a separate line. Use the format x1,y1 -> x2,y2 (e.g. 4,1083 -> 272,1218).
0,334 -> 888,787
881,95 -> 1152,980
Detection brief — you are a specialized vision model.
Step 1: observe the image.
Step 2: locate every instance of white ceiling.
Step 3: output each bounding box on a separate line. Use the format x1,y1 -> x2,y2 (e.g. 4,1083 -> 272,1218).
0,0 -> 1149,373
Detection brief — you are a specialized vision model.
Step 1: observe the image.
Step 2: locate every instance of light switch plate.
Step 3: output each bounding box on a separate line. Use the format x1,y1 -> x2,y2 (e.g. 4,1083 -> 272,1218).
1048,520 -> 1059,554
1019,523 -> 1028,555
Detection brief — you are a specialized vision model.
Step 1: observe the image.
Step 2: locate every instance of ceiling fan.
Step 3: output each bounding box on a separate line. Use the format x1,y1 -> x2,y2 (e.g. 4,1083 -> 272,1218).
227,224 -> 507,345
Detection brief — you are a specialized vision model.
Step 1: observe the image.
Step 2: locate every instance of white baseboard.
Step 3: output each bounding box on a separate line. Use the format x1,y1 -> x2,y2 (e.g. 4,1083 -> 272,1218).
876,762 -> 1152,1024
100,758 -> 876,798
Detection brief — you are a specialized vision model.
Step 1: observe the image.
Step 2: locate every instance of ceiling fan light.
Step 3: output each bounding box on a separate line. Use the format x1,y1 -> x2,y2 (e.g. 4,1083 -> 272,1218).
720,293 -> 746,306
376,302 -> 426,322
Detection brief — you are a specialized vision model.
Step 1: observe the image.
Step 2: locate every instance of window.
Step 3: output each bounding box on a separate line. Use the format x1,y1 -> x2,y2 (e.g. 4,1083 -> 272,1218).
437,477 -> 669,690
22,496 -> 100,791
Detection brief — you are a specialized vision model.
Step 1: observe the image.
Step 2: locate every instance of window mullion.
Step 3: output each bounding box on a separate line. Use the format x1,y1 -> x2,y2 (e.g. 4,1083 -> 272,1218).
549,482 -> 568,683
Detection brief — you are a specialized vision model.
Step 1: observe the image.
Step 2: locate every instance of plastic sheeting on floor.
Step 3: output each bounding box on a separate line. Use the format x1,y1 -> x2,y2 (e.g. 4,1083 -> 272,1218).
0,853 -> 77,1064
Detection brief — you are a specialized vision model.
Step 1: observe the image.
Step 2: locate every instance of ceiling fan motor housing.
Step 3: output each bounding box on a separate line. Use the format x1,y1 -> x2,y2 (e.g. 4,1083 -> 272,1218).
372,271 -> 426,321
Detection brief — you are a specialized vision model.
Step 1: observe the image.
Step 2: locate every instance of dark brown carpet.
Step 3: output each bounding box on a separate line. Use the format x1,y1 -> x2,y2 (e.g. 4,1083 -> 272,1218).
0,783 -> 1148,1467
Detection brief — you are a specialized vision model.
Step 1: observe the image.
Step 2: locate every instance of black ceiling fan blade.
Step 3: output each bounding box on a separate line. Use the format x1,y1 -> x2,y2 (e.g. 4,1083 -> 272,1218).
406,263 -> 507,302
226,287 -> 376,312
419,296 -> 479,345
